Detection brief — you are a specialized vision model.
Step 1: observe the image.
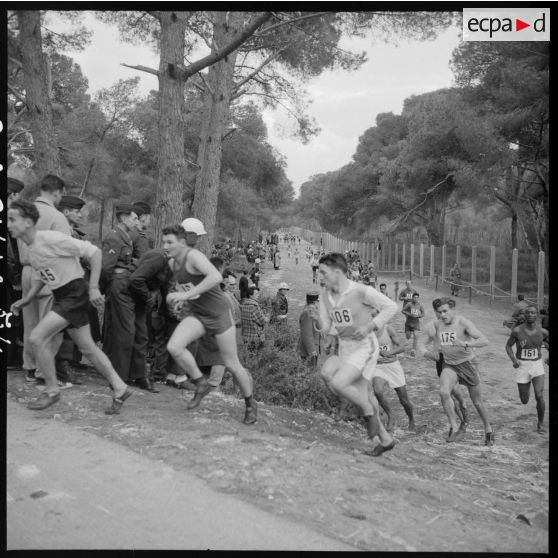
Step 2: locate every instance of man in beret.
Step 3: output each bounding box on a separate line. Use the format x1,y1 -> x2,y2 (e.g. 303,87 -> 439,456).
6,178 -> 25,368
102,204 -> 157,392
298,291 -> 321,367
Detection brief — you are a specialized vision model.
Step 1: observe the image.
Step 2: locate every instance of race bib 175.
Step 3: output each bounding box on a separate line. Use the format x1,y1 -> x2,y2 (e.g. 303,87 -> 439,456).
439,331 -> 457,346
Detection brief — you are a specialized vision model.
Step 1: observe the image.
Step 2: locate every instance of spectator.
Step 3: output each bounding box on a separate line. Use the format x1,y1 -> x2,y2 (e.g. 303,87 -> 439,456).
449,262 -> 462,296
270,282 -> 289,324
274,248 -> 281,270
240,286 -> 265,351
239,269 -> 249,300
298,291 -> 320,367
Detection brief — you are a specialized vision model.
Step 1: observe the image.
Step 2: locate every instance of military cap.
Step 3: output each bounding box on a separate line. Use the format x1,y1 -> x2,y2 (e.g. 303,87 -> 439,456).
114,203 -> 138,215
131,204 -> 145,216
306,291 -> 319,303
133,201 -> 151,215
8,177 -> 25,194
59,195 -> 86,210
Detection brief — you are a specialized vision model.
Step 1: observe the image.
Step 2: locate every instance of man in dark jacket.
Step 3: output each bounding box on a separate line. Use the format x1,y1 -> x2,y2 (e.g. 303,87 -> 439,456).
270,282 -> 289,324
298,291 -> 320,367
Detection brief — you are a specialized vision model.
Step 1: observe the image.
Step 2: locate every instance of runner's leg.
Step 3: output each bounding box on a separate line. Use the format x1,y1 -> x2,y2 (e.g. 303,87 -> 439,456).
395,385 -> 415,430
68,325 -> 128,397
215,326 -> 253,396
439,367 -> 460,434
517,381 -> 531,404
372,377 -> 395,431
28,312 -> 69,395
467,383 -> 493,434
166,316 -> 206,380
531,375 -> 546,431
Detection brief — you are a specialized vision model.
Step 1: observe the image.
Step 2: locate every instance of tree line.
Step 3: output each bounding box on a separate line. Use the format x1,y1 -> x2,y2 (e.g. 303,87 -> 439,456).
7,9 -> 456,248
295,40 -> 548,265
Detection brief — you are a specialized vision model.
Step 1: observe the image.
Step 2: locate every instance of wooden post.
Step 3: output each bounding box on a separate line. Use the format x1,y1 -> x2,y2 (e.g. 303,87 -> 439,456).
394,243 -> 399,272
388,242 -> 392,270
441,244 -> 447,282
430,244 -> 435,280
435,275 -> 438,291
419,243 -> 424,277
402,243 -> 406,273
456,245 -> 461,267
469,285 -> 472,305
537,251 -> 545,310
511,248 -> 518,302
410,244 -> 415,277
471,246 -> 477,287
489,245 -> 496,301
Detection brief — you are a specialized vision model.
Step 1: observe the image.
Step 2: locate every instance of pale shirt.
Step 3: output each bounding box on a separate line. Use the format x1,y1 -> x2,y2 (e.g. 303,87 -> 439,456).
27,230 -> 97,290
318,280 -> 398,341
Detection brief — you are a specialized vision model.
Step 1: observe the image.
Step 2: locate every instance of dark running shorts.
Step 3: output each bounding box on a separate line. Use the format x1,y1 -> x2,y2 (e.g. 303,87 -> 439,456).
52,278 -> 90,329
441,358 -> 481,387
405,321 -> 420,333
181,307 -> 233,336
436,352 -> 444,377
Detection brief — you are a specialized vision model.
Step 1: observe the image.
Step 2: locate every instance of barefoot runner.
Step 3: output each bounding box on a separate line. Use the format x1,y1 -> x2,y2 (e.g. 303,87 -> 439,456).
505,305 -> 549,433
8,200 -> 132,414
308,253 -> 398,456
164,220 -> 257,424
418,297 -> 494,445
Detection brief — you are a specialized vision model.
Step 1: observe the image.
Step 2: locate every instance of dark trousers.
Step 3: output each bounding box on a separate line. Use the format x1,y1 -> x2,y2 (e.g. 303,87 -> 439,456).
149,311 -> 171,379
103,274 -> 147,382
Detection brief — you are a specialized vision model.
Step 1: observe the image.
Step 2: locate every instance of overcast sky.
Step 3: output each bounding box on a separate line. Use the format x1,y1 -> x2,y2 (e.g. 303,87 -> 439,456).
48,12 -> 463,196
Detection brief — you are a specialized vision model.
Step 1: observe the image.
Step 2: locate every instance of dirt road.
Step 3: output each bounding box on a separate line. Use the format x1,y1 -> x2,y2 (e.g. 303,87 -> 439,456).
6,240 -> 548,551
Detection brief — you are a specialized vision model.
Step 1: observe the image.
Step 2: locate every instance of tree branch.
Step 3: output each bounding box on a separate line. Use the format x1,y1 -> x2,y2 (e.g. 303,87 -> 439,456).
7,83 -> 26,105
121,63 -> 159,77
253,11 -> 331,37
183,12 -> 273,79
232,48 -> 286,94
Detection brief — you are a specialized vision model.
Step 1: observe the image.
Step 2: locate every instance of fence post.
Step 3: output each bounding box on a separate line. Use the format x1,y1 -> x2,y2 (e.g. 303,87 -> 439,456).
511,248 -> 518,302
410,244 -> 415,277
402,243 -> 406,273
394,244 -> 399,272
456,245 -> 461,267
435,275 -> 438,291
419,243 -> 424,277
441,244 -> 447,282
471,246 -> 477,287
381,243 -> 385,270
537,251 -> 545,310
388,242 -> 392,270
430,244 -> 435,281
489,245 -> 496,302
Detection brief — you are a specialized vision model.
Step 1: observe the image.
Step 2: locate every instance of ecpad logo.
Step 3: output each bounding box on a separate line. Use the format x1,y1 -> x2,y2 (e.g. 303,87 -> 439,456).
463,8 -> 550,41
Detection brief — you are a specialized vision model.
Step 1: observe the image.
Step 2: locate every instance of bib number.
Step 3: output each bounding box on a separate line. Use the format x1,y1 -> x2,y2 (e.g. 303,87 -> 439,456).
39,268 -> 57,284
379,344 -> 390,352
330,308 -> 353,326
440,331 -> 456,346
521,348 -> 538,360
411,308 -> 421,316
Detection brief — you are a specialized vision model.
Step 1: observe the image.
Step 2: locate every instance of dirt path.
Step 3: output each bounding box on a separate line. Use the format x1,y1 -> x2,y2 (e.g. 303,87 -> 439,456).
7,240 -> 548,552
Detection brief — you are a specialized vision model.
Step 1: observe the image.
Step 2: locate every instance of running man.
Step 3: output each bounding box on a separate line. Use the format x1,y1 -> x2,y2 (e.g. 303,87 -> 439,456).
164,220 -> 257,424
307,253 -> 398,456
398,280 -> 415,308
8,200 -> 132,414
369,306 -> 415,431
419,299 -> 469,429
418,297 -> 494,445
402,291 -> 424,357
310,252 -> 320,284
505,305 -> 549,432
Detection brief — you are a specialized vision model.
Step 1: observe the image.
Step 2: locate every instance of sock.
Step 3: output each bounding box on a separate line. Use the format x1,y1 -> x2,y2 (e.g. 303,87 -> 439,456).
245,396 -> 254,407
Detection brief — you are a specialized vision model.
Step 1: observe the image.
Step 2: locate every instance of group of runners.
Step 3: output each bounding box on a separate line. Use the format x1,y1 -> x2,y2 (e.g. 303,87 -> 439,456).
7,203 -> 548,454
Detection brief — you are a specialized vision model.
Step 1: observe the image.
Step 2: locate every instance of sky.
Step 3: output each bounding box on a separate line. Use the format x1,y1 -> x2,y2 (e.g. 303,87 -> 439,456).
47,11 -> 463,197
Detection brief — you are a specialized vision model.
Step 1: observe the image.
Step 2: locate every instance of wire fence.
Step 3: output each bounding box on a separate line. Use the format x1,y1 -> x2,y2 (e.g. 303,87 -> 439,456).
290,227 -> 548,311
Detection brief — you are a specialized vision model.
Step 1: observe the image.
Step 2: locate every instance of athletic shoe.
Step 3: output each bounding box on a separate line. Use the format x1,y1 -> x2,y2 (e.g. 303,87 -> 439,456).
186,378 -> 212,410
367,439 -> 396,457
25,369 -> 37,382
27,391 -> 60,410
485,431 -> 495,446
446,428 -> 458,443
105,387 -> 133,415
410,349 -> 416,357
243,399 -> 258,424
56,361 -> 82,385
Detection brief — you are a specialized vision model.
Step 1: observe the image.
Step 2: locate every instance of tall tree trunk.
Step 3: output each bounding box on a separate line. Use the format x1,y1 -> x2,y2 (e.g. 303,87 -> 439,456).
510,209 -> 518,250
17,10 -> 59,182
192,12 -> 243,254
153,11 -> 190,246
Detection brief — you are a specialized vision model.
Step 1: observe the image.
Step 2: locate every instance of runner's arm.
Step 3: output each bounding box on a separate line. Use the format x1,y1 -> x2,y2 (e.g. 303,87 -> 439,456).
362,285 -> 398,331
459,317 -> 489,348
386,326 -> 406,357
417,320 -> 437,360
10,278 -> 45,313
505,329 -> 520,366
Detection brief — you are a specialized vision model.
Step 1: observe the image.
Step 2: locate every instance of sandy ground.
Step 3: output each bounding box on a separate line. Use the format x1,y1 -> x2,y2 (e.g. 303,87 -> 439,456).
6,240 -> 548,552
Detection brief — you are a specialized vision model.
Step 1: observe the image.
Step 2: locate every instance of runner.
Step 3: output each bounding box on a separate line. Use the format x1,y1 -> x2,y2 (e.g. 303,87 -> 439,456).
8,199 -> 132,414
164,221 -> 257,424
505,305 -> 549,432
379,283 -> 390,299
307,253 -> 398,456
418,299 -> 469,428
369,307 -> 415,431
418,297 -> 494,445
398,280 -> 415,308
402,291 -> 424,357
310,252 -> 320,284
